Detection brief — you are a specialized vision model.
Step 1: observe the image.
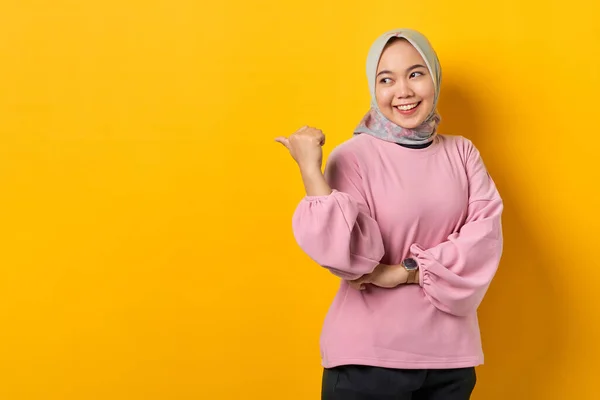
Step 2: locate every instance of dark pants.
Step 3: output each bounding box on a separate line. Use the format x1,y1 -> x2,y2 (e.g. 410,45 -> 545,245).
322,365 -> 477,400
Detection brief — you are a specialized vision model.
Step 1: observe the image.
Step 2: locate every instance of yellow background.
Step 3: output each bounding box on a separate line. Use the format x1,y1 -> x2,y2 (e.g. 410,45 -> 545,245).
1,1 -> 599,399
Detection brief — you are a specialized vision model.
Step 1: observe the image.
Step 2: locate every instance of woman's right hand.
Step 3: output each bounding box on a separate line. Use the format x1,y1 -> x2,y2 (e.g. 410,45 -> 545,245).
275,126 -> 325,172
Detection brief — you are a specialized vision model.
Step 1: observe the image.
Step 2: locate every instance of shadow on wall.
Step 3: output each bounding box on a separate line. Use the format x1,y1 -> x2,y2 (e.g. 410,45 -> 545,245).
437,79 -> 566,400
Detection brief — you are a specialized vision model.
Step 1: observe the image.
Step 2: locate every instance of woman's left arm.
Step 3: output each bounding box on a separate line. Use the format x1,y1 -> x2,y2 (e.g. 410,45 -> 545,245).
410,140 -> 504,317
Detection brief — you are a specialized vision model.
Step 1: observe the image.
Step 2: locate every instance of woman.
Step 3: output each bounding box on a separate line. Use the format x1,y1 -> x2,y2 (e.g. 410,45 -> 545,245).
275,28 -> 503,400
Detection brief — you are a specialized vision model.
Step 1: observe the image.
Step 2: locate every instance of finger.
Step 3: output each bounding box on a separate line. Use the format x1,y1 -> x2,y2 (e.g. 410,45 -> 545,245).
348,281 -> 366,291
312,129 -> 325,146
356,274 -> 372,284
295,125 -> 309,134
349,275 -> 370,289
349,277 -> 362,285
274,137 -> 291,150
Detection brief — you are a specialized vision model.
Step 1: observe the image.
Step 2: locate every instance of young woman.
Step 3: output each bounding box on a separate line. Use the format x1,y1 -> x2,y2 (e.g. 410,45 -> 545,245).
276,28 -> 503,400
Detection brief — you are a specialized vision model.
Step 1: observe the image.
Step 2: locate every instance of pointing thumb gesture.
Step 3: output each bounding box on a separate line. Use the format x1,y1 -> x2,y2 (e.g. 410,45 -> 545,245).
275,126 -> 325,170
274,136 -> 291,151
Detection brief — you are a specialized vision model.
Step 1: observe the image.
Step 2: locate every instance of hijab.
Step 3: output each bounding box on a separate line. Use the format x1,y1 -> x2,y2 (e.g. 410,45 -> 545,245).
354,29 -> 442,145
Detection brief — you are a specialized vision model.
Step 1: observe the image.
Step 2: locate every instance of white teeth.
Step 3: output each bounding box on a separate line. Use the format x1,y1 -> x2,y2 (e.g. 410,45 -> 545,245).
396,103 -> 419,111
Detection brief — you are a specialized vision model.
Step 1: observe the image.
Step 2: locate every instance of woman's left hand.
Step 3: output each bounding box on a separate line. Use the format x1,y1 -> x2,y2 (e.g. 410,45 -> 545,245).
348,263 -> 412,290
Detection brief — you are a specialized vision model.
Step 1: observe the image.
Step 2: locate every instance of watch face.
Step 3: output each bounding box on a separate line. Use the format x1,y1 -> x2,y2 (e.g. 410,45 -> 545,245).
403,258 -> 418,270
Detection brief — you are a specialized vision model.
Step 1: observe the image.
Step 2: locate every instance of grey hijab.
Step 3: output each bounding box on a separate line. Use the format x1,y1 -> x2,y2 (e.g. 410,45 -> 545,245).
354,29 -> 442,145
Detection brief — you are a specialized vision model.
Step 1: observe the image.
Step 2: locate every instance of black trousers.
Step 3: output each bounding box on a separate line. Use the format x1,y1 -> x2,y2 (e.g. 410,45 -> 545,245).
322,365 -> 476,400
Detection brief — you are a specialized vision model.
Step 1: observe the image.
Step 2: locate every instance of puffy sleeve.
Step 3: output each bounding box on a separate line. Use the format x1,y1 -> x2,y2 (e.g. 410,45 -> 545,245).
411,140 -> 503,317
291,148 -> 385,280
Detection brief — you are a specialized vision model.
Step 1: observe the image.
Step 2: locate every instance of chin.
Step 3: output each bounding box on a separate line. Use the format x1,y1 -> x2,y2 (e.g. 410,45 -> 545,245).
394,120 -> 421,129
382,107 -> 429,130
390,116 -> 427,130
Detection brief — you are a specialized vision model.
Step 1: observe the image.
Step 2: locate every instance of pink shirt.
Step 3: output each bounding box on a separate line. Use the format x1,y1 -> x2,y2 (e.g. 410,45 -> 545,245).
292,133 -> 503,369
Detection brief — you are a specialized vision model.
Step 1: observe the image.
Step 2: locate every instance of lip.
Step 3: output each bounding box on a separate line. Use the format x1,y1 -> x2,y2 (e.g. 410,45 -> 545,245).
393,101 -> 421,116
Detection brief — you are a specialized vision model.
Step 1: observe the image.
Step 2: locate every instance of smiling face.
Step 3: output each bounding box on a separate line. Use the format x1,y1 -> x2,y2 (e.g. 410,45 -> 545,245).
375,38 -> 435,129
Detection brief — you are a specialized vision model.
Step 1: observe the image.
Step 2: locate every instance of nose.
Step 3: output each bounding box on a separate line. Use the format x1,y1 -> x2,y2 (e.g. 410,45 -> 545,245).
395,79 -> 413,98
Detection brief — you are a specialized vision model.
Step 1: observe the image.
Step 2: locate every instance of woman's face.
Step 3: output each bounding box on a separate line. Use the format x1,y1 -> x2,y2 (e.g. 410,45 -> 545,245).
375,39 -> 435,129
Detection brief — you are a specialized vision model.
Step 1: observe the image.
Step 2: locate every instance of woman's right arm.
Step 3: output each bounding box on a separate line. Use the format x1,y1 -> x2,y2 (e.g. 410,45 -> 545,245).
276,127 -> 385,280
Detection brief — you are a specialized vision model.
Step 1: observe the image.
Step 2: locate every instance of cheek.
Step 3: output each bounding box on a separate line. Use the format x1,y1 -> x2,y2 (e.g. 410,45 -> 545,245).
375,87 -> 393,108
417,81 -> 435,101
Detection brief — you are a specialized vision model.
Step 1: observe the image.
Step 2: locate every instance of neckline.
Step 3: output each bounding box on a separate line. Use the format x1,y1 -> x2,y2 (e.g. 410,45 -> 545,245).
355,133 -> 443,157
397,141 -> 433,149
391,135 -> 441,156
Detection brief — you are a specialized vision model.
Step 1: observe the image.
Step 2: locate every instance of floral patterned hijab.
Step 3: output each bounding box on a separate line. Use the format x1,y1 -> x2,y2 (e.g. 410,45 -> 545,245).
354,29 -> 442,145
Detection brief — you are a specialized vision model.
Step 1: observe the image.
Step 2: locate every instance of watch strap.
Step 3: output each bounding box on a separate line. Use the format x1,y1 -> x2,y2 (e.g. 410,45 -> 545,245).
406,268 -> 417,284
402,258 -> 419,284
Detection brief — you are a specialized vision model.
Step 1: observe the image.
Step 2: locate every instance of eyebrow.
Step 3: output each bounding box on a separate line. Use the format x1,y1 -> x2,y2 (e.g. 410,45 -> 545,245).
376,64 -> 427,77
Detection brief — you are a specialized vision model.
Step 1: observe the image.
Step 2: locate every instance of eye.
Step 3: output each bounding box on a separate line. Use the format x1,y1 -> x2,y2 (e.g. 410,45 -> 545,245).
379,77 -> 393,84
410,71 -> 425,79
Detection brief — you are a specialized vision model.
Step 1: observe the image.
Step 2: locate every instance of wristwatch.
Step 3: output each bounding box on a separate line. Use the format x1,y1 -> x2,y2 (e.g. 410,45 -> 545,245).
401,257 -> 419,284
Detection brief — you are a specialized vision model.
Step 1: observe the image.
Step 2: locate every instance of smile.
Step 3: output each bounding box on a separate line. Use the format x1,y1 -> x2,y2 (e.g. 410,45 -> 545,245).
394,102 -> 421,114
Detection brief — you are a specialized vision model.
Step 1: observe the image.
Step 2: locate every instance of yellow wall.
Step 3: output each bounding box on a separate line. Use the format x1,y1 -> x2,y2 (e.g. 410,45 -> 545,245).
1,1 -> 599,399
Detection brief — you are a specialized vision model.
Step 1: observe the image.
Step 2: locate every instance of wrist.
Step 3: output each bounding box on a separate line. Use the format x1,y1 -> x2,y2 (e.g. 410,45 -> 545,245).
299,164 -> 322,177
395,263 -> 410,284
401,257 -> 419,284
299,164 -> 331,196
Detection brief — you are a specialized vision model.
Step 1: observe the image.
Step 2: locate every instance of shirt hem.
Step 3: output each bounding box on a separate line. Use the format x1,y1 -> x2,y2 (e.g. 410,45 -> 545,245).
321,356 -> 483,370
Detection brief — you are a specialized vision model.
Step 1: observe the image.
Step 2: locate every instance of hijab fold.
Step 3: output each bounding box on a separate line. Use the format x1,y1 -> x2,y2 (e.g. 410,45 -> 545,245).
354,29 -> 442,145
